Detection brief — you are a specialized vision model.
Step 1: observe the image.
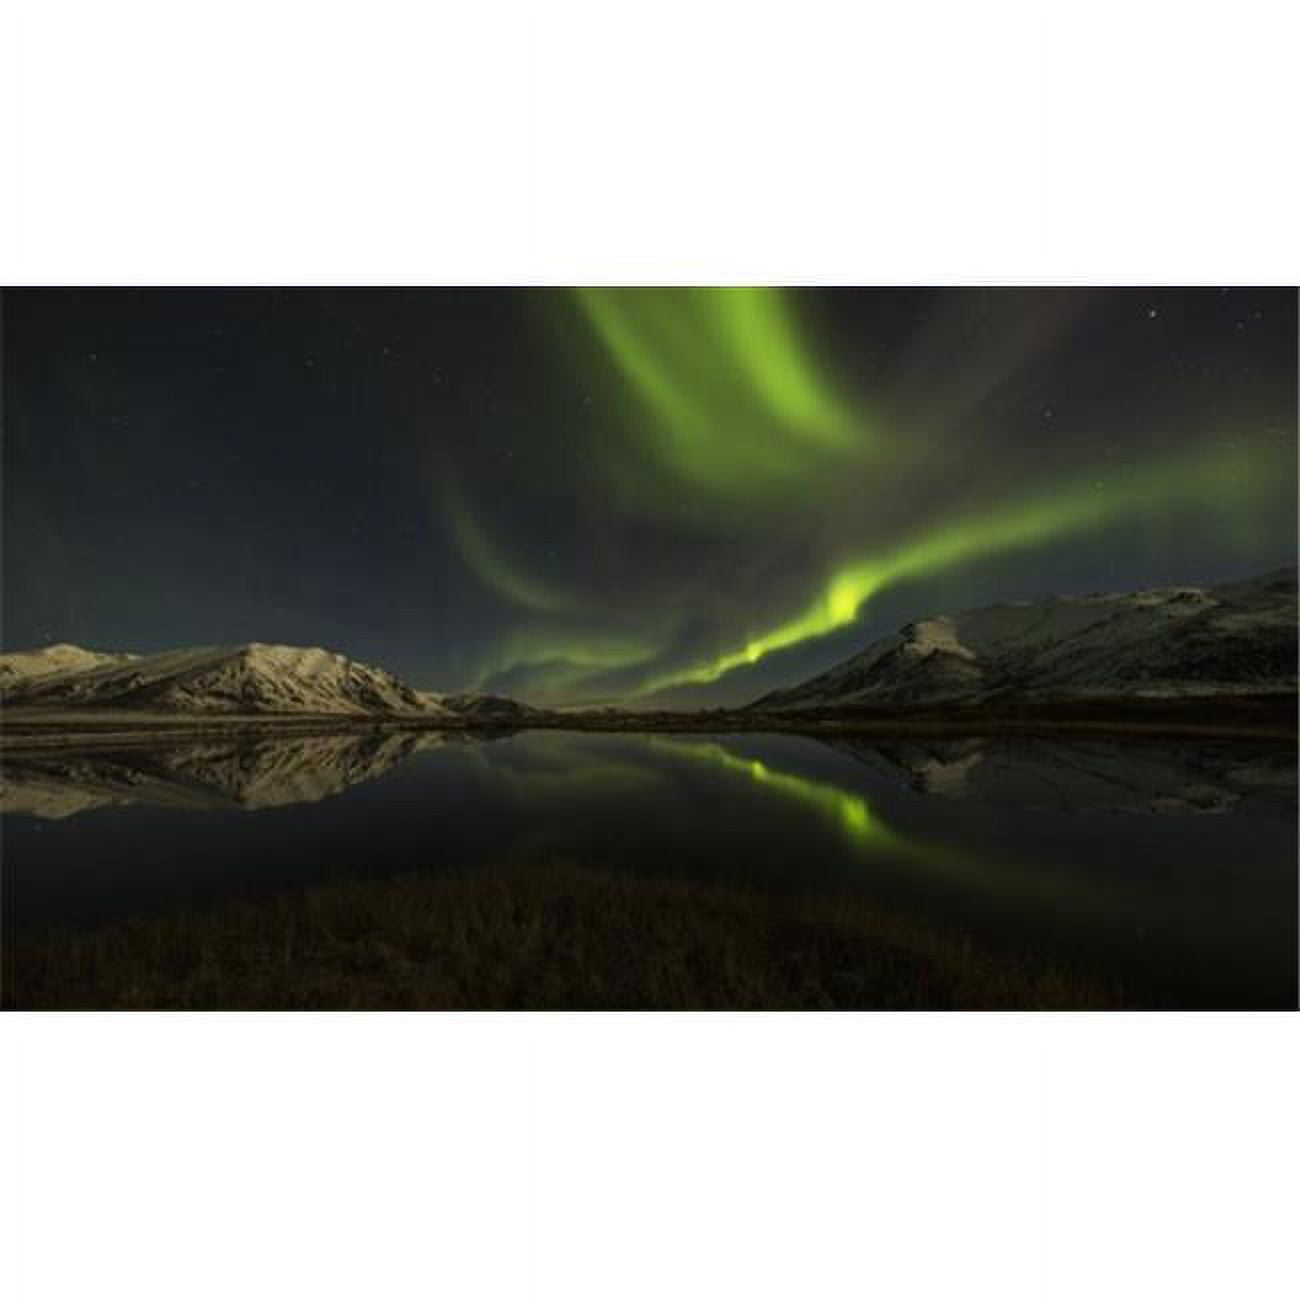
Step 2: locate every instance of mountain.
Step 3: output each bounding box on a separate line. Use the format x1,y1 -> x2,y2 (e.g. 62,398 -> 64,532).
753,568 -> 1298,712
0,643 -> 137,685
428,691 -> 539,722
0,642 -> 452,717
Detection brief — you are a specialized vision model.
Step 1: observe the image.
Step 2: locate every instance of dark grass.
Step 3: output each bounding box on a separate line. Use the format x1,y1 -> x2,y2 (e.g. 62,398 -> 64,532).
4,862 -> 1122,1010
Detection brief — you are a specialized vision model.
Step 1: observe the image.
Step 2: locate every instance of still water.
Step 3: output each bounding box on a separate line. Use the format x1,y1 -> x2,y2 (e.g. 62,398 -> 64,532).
3,728 -> 1296,1007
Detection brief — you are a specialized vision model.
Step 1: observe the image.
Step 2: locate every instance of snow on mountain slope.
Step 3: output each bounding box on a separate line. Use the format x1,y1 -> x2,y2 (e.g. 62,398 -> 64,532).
754,568 -> 1299,711
0,644 -> 137,685
0,643 -> 452,716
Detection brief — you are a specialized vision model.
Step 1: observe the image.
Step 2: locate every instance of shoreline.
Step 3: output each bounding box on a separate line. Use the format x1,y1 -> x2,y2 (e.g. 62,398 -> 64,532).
2,694 -> 1296,751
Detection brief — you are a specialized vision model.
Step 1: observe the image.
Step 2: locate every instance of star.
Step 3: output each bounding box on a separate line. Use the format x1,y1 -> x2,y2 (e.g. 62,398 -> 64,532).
1146,308 -> 1158,319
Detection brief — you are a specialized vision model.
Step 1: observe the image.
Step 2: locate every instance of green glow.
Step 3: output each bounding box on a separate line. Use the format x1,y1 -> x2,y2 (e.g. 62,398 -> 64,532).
573,288 -> 863,496
443,485 -> 575,613
652,737 -> 1137,919
472,625 -> 660,694
651,737 -> 903,850
467,744 -> 666,802
643,439 -> 1281,693
703,289 -> 854,435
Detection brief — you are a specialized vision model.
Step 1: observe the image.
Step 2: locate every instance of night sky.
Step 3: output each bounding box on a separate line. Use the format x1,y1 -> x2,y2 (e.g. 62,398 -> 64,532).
3,288 -> 1296,707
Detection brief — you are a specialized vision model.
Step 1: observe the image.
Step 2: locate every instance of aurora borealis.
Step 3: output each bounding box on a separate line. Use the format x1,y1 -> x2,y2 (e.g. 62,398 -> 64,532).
3,288 -> 1296,706
571,288 -> 861,497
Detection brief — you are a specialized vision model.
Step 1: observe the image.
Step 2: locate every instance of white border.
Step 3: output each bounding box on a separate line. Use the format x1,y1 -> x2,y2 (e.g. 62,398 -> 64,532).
7,1014 -> 1299,1298
4,2 -> 1299,285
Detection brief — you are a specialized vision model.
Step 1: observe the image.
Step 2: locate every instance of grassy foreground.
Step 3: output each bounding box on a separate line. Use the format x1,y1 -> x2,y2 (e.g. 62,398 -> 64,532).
5,863 -> 1119,1010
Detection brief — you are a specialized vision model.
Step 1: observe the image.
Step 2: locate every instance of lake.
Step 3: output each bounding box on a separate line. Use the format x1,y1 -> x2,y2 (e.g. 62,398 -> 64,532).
3,728 -> 1296,1008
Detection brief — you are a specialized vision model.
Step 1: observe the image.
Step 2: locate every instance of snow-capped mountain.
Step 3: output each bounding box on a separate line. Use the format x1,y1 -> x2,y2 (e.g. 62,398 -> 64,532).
753,568 -> 1298,712
0,643 -> 452,717
0,643 -> 137,685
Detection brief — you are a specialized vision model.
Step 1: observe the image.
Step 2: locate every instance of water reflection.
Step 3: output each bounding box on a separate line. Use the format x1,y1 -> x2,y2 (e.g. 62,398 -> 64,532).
648,736 -> 893,848
3,727 -> 1295,1006
0,729 -> 488,818
833,733 -> 1296,817
5,727 -> 1293,822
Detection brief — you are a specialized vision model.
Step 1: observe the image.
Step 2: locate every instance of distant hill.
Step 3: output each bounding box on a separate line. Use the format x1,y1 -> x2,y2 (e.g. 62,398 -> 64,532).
428,692 -> 539,722
752,568 -> 1298,713
0,643 -> 137,685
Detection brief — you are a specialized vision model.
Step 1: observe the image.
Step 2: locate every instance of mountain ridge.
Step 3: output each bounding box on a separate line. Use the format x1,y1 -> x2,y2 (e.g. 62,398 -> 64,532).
0,641 -> 532,720
3,568 -> 1295,731
752,567 -> 1298,713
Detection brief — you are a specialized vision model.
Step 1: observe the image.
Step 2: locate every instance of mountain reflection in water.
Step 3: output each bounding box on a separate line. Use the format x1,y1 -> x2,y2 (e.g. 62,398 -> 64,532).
4,728 -> 1294,823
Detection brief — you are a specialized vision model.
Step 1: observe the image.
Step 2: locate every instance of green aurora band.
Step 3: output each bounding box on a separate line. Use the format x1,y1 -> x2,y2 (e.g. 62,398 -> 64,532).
467,431 -> 1284,701
573,288 -> 864,497
638,437 -> 1281,695
469,625 -> 660,695
443,483 -> 577,614
454,291 -> 1292,704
